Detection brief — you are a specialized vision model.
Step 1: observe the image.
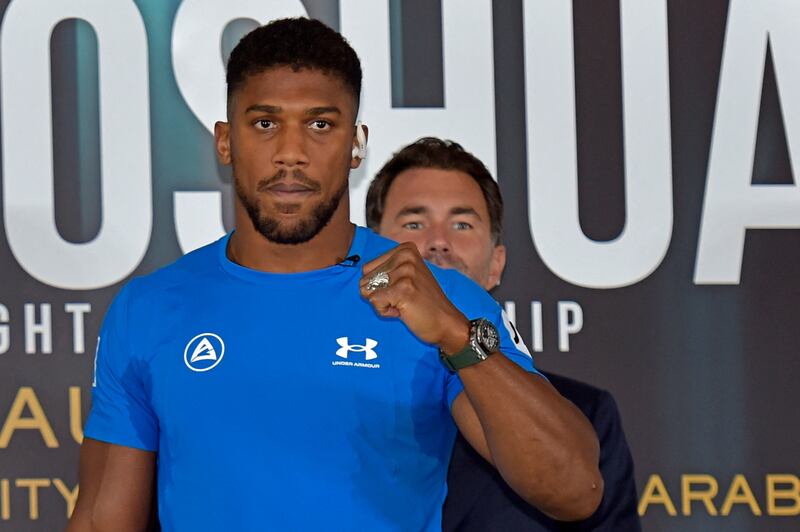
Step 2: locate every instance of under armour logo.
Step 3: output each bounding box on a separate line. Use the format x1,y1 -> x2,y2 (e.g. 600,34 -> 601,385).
336,337 -> 378,360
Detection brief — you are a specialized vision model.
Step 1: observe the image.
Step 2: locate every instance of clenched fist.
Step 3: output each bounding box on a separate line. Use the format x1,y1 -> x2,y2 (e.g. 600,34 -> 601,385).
360,242 -> 470,355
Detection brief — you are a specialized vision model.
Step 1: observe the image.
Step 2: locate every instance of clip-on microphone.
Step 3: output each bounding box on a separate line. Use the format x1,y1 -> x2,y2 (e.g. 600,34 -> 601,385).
339,255 -> 361,267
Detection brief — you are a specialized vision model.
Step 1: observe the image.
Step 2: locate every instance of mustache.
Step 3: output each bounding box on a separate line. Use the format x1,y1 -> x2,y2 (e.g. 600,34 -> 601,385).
256,169 -> 321,193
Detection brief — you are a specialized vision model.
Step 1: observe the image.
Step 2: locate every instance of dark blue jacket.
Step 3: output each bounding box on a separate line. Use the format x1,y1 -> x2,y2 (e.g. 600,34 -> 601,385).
443,372 -> 641,531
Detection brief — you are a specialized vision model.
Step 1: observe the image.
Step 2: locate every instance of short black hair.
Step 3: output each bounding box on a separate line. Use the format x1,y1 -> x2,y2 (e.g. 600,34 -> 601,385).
226,17 -> 362,107
366,137 -> 504,244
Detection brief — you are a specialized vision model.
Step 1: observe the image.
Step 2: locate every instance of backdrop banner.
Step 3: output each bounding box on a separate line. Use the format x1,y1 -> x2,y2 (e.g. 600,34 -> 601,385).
0,1 -> 797,530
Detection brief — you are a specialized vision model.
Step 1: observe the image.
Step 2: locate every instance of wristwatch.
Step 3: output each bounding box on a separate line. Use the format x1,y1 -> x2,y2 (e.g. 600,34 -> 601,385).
439,318 -> 500,372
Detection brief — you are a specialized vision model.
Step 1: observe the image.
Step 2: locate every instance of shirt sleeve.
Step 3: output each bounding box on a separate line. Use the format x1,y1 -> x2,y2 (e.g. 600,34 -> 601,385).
84,282 -> 159,451
439,269 -> 544,409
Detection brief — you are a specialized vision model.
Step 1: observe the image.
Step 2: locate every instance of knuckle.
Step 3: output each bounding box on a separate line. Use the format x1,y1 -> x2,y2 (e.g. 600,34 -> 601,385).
395,263 -> 414,277
398,245 -> 417,258
396,277 -> 415,291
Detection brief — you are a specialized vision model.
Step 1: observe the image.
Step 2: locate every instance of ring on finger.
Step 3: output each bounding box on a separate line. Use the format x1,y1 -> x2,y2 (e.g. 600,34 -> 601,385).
366,271 -> 390,292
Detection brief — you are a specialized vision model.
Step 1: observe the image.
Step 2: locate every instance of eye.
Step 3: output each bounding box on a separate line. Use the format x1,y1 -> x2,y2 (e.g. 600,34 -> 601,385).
402,221 -> 423,230
453,221 -> 473,230
254,119 -> 274,130
309,119 -> 331,131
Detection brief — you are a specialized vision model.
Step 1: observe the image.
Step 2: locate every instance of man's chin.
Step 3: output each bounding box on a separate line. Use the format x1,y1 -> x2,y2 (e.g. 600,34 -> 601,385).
252,205 -> 337,245
238,178 -> 347,246
255,218 -> 319,245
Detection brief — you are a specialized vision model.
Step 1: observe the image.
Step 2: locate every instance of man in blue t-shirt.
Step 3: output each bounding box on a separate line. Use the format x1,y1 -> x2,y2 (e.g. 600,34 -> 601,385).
367,137 -> 641,531
68,18 -> 602,531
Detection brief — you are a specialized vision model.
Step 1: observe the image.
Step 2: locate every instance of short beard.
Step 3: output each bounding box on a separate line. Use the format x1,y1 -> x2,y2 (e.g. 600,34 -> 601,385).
235,171 -> 349,245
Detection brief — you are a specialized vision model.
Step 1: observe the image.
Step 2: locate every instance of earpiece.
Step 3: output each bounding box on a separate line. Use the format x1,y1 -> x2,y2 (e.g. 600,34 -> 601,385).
352,121 -> 367,159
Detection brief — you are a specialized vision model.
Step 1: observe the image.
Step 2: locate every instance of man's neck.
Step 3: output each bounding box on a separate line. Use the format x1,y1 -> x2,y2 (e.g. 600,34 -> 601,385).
228,203 -> 356,273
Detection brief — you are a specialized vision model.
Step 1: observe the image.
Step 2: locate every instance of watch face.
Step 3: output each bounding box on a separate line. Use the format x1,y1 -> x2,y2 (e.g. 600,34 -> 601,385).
477,319 -> 500,352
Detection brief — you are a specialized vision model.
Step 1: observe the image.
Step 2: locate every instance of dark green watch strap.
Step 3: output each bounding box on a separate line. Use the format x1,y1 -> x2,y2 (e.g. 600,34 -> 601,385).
439,343 -> 489,372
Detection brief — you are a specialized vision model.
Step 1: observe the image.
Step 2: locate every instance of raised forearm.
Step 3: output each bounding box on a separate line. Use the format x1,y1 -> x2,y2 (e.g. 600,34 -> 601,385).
456,353 -> 603,520
358,245 -> 603,518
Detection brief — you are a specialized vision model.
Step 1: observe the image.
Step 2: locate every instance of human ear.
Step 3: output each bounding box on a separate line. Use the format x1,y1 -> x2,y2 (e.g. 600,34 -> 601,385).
214,121 -> 231,165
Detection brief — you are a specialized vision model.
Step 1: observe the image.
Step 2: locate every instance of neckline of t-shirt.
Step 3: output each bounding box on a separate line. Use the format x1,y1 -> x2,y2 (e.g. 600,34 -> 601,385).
217,226 -> 367,285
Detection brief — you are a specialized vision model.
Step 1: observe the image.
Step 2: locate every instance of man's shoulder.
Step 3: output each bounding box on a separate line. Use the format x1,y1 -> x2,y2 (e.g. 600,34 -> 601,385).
541,371 -> 609,399
540,371 -> 618,421
124,236 -> 224,300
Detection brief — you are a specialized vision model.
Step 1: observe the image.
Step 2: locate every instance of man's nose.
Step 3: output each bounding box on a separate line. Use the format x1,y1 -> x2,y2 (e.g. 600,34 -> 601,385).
425,226 -> 452,254
272,125 -> 309,168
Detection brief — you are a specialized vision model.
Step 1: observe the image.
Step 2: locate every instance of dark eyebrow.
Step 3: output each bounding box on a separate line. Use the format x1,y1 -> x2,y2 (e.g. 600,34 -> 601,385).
450,206 -> 482,218
306,106 -> 341,116
245,104 -> 281,114
244,105 -> 341,116
395,206 -> 428,218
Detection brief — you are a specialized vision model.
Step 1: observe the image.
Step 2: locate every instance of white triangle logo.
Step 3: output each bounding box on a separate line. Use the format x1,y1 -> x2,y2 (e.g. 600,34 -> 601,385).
190,337 -> 217,363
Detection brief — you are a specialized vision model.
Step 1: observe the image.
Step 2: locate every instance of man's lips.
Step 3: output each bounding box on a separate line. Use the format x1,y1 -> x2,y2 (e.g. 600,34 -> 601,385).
264,182 -> 317,198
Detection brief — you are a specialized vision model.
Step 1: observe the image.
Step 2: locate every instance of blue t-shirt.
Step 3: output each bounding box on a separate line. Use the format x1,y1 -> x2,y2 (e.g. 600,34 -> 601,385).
85,227 -> 538,531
